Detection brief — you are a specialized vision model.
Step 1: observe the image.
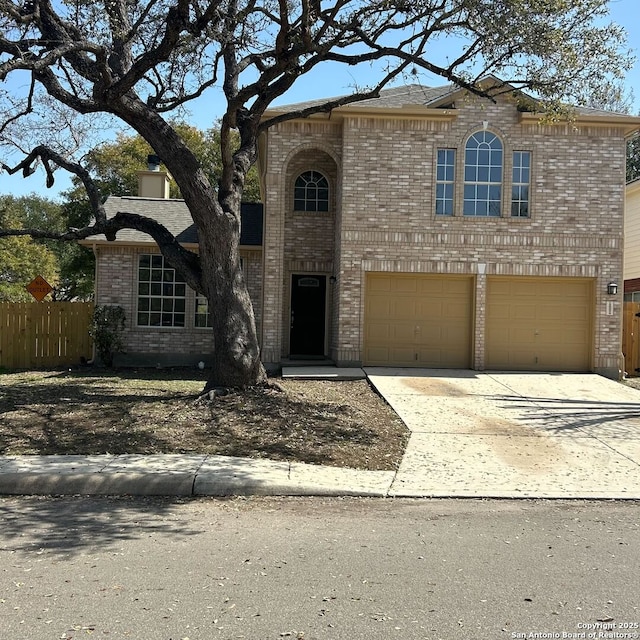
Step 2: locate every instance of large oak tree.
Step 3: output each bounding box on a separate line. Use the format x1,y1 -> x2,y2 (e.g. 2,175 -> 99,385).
0,0 -> 632,388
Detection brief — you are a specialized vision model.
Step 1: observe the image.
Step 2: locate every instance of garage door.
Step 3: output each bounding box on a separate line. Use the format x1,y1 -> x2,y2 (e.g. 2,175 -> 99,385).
486,276 -> 593,371
364,273 -> 473,367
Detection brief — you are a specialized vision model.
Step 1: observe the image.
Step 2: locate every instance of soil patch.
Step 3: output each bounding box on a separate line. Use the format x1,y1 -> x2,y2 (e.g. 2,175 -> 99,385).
0,369 -> 409,470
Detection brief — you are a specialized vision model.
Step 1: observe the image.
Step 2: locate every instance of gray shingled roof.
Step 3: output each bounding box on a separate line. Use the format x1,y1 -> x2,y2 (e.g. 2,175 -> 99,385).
269,83 -> 454,113
342,84 -> 455,108
573,105 -> 631,117
270,81 -> 632,118
99,196 -> 263,246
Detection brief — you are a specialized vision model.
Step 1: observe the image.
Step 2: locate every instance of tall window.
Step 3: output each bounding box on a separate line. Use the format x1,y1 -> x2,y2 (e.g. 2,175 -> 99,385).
511,151 -> 531,217
294,170 -> 329,212
436,149 -> 456,215
137,254 -> 186,327
463,131 -> 503,217
194,295 -> 212,328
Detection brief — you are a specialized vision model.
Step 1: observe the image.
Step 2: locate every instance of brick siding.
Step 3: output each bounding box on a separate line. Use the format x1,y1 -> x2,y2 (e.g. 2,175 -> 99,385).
260,94 -> 627,376
95,245 -> 262,365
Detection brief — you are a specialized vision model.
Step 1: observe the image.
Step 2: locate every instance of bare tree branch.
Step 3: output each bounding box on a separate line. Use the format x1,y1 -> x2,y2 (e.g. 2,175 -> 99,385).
0,75 -> 36,136
2,145 -> 105,218
0,210 -> 203,293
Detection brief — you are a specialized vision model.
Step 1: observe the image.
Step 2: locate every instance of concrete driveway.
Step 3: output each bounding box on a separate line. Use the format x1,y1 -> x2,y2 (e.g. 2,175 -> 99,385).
366,368 -> 640,499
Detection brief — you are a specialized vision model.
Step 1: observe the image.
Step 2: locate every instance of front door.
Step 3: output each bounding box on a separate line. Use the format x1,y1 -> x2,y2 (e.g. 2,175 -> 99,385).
290,274 -> 327,357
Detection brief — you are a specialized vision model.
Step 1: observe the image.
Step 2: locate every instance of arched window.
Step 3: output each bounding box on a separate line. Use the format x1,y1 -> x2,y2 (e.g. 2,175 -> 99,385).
463,131 -> 503,217
294,170 -> 329,212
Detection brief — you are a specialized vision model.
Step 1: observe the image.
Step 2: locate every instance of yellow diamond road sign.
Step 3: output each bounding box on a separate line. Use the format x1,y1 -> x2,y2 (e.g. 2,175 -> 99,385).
26,275 -> 53,302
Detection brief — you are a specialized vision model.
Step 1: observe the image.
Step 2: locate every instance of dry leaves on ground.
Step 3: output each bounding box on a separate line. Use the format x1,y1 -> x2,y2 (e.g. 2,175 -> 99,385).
0,368 -> 409,470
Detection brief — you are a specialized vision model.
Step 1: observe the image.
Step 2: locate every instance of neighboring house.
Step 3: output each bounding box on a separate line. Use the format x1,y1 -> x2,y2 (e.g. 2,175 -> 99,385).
624,177 -> 640,300
88,78 -> 640,377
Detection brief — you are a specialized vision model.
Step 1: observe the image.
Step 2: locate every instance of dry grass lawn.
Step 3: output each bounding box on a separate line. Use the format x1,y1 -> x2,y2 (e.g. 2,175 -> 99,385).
0,368 -> 409,470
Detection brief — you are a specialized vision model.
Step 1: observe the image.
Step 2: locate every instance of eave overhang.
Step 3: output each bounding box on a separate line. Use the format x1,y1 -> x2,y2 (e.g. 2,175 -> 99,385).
79,239 -> 262,251
627,178 -> 640,196
262,105 -> 458,123
519,111 -> 640,138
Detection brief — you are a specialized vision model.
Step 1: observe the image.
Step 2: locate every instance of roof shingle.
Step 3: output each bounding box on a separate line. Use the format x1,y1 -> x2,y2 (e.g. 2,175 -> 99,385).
269,83 -> 454,113
269,80 -> 634,118
99,196 -> 263,246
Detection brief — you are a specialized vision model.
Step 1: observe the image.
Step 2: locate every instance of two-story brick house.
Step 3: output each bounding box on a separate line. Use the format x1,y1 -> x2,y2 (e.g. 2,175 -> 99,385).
89,78 -> 640,377
258,79 -> 639,378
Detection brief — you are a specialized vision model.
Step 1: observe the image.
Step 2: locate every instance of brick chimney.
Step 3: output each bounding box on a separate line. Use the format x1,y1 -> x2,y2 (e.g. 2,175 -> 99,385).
137,154 -> 171,198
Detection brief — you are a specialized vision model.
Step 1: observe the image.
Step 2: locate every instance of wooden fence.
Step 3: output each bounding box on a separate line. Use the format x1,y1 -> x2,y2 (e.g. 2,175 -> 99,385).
0,302 -> 94,369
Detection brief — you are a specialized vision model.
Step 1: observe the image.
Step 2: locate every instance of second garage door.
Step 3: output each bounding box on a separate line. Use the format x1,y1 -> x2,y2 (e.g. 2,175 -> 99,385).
485,276 -> 594,372
364,273 -> 473,367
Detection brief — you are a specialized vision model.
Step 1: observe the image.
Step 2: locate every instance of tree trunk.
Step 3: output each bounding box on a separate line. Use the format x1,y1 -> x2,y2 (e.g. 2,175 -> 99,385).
115,107 -> 266,389
195,195 -> 266,391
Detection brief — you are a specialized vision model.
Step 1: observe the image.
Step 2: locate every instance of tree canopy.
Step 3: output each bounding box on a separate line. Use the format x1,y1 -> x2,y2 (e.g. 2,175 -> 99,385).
0,0 -> 633,387
0,194 -> 94,301
0,195 -> 60,301
62,123 -> 261,205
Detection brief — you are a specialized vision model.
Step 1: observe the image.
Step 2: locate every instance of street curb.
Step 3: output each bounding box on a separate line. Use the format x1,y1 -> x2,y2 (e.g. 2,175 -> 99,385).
0,460 -> 396,498
0,473 -> 390,498
193,475 -> 389,497
0,472 -> 196,496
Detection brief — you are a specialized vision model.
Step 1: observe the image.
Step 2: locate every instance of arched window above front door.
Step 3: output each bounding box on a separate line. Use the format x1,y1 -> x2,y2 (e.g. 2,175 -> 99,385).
294,170 -> 329,212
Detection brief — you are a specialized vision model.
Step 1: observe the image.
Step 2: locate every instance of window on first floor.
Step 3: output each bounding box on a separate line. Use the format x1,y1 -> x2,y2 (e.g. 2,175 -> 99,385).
193,259 -> 243,329
137,254 -> 186,327
194,295 -> 212,328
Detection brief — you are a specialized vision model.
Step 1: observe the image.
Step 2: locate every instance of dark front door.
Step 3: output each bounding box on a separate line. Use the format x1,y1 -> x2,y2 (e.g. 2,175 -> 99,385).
290,274 -> 327,357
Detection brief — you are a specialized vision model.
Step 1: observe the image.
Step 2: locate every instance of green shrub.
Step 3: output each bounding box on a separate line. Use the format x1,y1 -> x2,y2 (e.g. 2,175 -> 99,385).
91,305 -> 126,367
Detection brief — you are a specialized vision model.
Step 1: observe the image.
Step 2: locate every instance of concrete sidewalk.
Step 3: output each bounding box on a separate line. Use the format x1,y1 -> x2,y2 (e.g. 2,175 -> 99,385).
1,369 -> 640,499
0,453 -> 393,497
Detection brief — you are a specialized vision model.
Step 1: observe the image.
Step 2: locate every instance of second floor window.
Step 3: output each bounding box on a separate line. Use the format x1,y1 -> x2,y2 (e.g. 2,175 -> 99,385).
463,131 -> 503,217
436,149 -> 456,216
294,170 -> 329,212
511,151 -> 531,217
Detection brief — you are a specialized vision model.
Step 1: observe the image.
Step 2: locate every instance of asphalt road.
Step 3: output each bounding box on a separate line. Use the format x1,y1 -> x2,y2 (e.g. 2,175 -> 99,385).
0,496 -> 639,640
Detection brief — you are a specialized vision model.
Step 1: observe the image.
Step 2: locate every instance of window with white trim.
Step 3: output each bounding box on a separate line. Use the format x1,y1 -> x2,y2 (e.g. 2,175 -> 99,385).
436,149 -> 456,216
137,254 -> 186,327
194,295 -> 212,328
463,131 -> 503,217
511,151 -> 531,217
294,170 -> 329,212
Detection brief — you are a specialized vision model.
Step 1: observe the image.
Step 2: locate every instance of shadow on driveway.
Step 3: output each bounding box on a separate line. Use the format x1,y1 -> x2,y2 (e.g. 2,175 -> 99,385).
491,394 -> 640,435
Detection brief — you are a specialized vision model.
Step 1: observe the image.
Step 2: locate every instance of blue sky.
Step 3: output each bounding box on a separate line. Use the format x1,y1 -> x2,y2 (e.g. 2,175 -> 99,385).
1,0 -> 639,200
